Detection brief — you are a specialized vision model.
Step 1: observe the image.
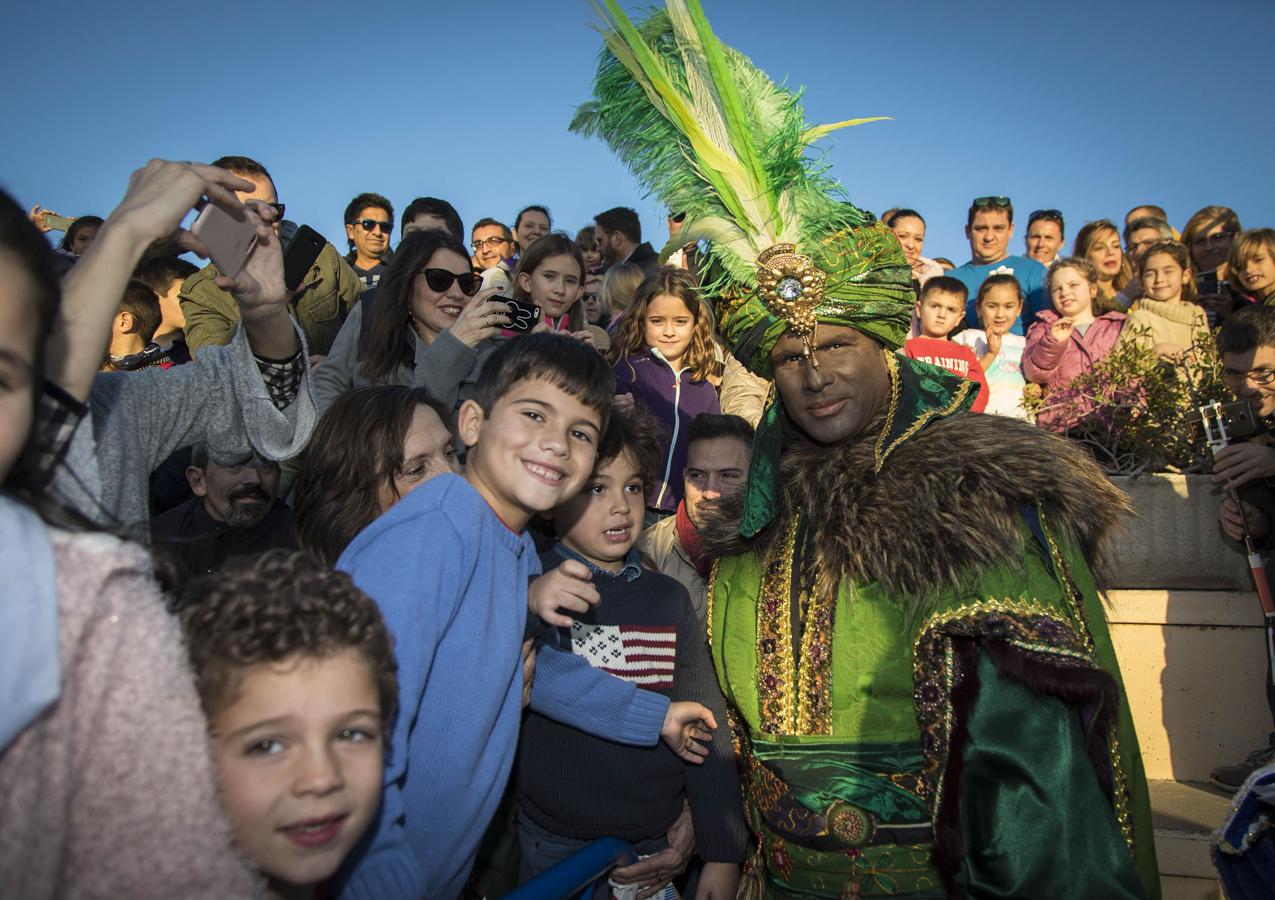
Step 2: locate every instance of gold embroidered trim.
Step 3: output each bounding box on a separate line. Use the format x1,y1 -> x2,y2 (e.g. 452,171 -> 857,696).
872,351 -> 902,472
706,558 -> 721,650
795,565 -> 836,735
756,519 -> 799,733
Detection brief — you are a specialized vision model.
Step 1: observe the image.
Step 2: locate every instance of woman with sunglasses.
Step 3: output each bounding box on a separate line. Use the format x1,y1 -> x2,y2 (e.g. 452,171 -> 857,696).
312,229 -> 511,415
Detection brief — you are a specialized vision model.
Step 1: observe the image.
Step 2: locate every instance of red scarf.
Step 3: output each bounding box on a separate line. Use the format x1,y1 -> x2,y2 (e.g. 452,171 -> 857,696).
675,499 -> 712,578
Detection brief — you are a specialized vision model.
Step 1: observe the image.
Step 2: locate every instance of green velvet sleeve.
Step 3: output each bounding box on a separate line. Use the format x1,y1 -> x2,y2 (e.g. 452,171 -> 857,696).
954,651 -> 1148,899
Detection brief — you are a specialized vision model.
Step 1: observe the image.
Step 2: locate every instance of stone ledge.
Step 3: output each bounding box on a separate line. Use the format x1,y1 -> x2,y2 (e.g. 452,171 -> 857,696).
1106,590 -> 1265,627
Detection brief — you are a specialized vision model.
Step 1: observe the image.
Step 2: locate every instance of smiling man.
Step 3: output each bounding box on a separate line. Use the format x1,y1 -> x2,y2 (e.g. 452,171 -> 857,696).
950,196 -> 1048,334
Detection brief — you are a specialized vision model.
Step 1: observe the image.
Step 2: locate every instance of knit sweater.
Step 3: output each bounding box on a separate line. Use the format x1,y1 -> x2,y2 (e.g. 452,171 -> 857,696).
0,529 -> 262,899
518,544 -> 747,863
1117,298 -> 1210,354
336,475 -> 670,900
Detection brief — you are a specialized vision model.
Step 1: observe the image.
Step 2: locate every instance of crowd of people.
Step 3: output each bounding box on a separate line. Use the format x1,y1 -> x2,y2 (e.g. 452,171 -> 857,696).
3,150 -> 1273,898
3,6 -> 1275,899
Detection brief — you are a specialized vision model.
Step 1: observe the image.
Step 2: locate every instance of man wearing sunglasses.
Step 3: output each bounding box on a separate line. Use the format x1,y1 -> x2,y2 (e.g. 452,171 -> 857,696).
950,195 -> 1048,336
343,192 -> 395,289
180,155 -> 363,359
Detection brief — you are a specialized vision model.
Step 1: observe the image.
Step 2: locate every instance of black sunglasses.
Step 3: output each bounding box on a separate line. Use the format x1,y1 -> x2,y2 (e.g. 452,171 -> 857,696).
357,218 -> 393,234
422,268 -> 482,296
972,196 -> 1012,209
1028,208 -> 1063,224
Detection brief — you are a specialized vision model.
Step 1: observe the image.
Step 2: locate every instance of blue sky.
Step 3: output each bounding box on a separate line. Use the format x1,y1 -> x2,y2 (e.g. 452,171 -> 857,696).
3,1 -> 1272,264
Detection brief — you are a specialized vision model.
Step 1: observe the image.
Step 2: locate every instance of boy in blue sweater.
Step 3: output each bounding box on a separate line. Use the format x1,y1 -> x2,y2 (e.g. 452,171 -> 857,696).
336,334 -> 717,900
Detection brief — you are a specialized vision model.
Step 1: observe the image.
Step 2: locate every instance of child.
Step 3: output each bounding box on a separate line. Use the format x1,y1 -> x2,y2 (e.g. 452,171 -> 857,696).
1118,240 -> 1209,359
335,333 -> 717,900
602,261 -> 644,332
954,274 -> 1030,419
610,267 -> 722,518
102,279 -> 174,371
137,254 -> 197,363
1230,228 -> 1275,306
518,408 -> 746,898
576,225 -> 604,274
178,550 -> 397,899
903,276 -> 990,412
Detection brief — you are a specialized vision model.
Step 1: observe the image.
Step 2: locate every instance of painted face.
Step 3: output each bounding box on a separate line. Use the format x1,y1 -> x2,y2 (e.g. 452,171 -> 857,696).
552,449 -> 645,572
770,326 -> 890,446
966,210 -> 1013,265
1139,251 -> 1190,303
517,253 -> 582,319
976,283 -> 1023,335
410,248 -> 475,343
1126,227 -> 1165,270
344,206 -> 392,264
1025,219 -> 1063,265
915,289 -> 965,339
683,436 -> 750,530
458,377 -> 603,530
1239,246 -> 1275,299
470,223 -> 512,269
375,404 -> 459,514
1223,346 -> 1275,417
515,210 -> 550,254
1085,229 -> 1123,281
890,215 -> 925,265
643,293 -> 696,367
191,457 -> 281,527
1050,266 -> 1097,320
1190,220 -> 1236,274
211,650 -> 384,891
0,251 -> 38,484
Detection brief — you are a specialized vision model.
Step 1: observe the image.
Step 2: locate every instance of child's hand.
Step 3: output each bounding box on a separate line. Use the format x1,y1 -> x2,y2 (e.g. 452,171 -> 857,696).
527,560 -> 600,628
661,700 -> 716,763
521,638 -> 536,708
694,862 -> 741,900
985,329 -> 1002,356
1049,317 -> 1075,341
614,393 -> 636,414
571,329 -> 596,347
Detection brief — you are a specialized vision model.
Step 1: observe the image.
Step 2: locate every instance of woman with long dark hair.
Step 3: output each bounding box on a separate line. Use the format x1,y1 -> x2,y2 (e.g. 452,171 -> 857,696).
312,228 -> 514,414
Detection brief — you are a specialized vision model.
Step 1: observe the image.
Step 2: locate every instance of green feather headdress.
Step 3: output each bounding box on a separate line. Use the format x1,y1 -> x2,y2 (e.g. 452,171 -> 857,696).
571,0 -> 915,377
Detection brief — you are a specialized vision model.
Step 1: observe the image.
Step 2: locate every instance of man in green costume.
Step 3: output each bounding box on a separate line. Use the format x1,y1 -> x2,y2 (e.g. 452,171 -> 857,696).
573,2 -> 1159,897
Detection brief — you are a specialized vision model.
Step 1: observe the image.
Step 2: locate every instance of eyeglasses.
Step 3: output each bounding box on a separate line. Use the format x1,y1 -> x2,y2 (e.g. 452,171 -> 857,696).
582,292 -> 599,303
472,235 -> 511,251
973,196 -> 1012,209
1223,366 -> 1275,387
1029,208 -> 1063,224
357,218 -> 393,234
1191,231 -> 1236,249
421,268 -> 482,296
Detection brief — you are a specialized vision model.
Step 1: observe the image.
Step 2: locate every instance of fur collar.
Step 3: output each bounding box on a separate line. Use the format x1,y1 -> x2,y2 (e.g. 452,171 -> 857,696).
702,411 -> 1130,599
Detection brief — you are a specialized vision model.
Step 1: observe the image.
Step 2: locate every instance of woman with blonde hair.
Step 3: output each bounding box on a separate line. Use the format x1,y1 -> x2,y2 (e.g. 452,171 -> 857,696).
1074,220 -> 1134,312
600,260 -> 645,332
1182,205 -> 1241,284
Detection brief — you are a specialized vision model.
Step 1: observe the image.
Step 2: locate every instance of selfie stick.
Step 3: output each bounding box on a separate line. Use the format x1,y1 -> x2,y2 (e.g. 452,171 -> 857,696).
1201,401 -> 1275,690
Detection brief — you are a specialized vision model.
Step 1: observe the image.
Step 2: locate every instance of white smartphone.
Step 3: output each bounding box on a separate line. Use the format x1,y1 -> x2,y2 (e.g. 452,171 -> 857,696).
190,203 -> 258,278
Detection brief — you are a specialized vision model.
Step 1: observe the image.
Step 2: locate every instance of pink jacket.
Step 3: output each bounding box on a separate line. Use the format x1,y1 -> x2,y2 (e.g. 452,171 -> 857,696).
1022,309 -> 1127,391
0,530 -> 262,899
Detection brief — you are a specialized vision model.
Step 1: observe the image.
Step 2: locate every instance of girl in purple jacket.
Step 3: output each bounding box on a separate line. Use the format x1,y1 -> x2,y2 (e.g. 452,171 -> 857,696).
610,268 -> 721,518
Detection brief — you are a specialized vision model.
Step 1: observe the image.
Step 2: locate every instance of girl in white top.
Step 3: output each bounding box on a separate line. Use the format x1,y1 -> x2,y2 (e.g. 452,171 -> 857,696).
954,273 -> 1030,420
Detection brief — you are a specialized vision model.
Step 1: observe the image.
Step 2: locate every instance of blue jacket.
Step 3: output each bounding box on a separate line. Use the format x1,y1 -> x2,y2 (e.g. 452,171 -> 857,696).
335,474 -> 670,900
614,351 -> 720,514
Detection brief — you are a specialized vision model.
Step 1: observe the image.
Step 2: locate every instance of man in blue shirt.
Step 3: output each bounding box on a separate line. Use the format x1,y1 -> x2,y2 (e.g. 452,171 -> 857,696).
950,196 -> 1049,334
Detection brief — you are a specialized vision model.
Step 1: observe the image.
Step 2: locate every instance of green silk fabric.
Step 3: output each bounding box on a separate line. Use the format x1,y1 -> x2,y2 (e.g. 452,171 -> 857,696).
709,517 -> 1160,899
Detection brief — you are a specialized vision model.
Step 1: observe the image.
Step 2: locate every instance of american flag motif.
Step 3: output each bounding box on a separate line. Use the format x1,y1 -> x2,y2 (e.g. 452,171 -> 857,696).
570,622 -> 676,689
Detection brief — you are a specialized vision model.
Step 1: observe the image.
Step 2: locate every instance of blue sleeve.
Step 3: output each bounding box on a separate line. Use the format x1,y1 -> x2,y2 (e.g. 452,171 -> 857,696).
335,501 -> 474,899
1023,264 -> 1049,331
529,639 -> 670,745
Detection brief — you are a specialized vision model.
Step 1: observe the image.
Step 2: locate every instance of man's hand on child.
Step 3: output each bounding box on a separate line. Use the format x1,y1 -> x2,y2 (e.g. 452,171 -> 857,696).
611,801 -> 695,898
520,639 -> 536,708
527,560 -> 600,628
661,701 -> 716,764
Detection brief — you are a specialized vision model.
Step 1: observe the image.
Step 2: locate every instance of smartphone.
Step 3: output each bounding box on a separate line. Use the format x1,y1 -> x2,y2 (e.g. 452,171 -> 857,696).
505,297 -> 542,332
44,213 -> 76,232
190,203 -> 258,278
284,225 -> 326,292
